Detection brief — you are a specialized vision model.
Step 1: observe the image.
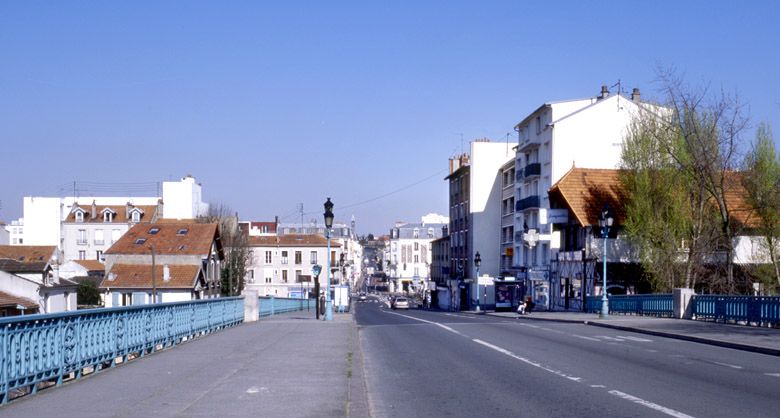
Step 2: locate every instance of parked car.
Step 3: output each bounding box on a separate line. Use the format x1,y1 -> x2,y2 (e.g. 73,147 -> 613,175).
359,293 -> 367,302
392,296 -> 409,309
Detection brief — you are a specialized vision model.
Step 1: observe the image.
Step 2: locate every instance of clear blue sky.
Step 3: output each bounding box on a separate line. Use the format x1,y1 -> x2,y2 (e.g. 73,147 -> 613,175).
2,1 -> 778,234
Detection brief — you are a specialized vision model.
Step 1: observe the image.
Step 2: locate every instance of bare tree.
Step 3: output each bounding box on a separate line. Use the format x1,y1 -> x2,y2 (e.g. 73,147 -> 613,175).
199,203 -> 248,296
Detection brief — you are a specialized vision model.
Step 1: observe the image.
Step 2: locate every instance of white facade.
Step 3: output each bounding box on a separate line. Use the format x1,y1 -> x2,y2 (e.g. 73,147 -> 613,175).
244,236 -> 343,298
387,216 -> 448,293
19,176 -> 208,252
469,141 -> 514,280
514,88 -> 646,271
0,222 -> 8,245
161,175 -> 209,219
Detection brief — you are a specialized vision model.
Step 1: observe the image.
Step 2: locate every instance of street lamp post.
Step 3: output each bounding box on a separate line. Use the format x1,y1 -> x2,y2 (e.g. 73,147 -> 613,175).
598,205 -> 613,319
323,198 -> 335,321
474,251 -> 482,313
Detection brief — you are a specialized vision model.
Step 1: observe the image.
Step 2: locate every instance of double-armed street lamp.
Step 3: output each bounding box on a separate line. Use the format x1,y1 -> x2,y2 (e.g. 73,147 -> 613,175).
324,198 -> 335,321
598,205 -> 613,319
474,251 -> 482,313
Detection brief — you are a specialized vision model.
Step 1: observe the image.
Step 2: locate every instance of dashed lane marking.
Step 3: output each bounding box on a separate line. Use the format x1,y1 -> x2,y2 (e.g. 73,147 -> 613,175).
573,335 -> 601,342
608,390 -> 695,418
711,361 -> 743,370
764,373 -> 780,378
617,335 -> 653,342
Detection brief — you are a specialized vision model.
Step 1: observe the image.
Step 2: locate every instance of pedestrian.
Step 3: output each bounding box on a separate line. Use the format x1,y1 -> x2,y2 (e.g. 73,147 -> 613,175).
516,300 -> 526,315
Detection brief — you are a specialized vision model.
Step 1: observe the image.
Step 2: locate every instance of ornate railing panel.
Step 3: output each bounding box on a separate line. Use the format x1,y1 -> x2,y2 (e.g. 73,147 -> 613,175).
692,295 -> 780,326
0,297 -> 243,404
585,294 -> 673,317
259,297 -> 313,317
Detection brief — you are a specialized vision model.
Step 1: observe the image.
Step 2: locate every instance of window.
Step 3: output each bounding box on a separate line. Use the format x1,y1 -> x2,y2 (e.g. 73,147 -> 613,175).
295,251 -> 302,265
265,251 -> 272,264
135,238 -> 146,245
75,212 -> 84,222
77,229 -> 87,245
331,251 -> 336,265
535,116 -> 541,134
94,230 -> 104,245
310,251 -> 317,264
103,212 -> 113,222
414,255 -> 419,263
248,269 -> 255,280
428,228 -> 434,238
176,228 -> 188,235
413,229 -> 419,239
414,242 -> 419,251
96,250 -> 103,260
295,270 -> 302,282
78,250 -> 86,260
282,270 -> 288,283
131,212 -> 141,223
281,251 -> 288,264
148,227 -> 160,234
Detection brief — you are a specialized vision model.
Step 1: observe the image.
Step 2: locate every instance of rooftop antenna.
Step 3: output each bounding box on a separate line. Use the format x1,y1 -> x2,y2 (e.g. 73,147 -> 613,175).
298,203 -> 304,226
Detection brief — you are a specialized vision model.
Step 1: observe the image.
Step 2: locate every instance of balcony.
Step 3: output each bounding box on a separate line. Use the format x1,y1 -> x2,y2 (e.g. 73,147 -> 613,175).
515,195 -> 540,211
523,162 -> 541,178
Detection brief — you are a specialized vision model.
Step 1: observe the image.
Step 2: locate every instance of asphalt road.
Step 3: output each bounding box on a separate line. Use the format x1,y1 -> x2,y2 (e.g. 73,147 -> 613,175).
355,296 -> 780,418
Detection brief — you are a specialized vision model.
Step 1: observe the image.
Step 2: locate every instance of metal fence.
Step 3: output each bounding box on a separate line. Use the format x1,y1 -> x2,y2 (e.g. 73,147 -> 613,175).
0,297 -> 244,404
692,295 -> 780,326
586,294 -> 674,317
259,296 -> 313,317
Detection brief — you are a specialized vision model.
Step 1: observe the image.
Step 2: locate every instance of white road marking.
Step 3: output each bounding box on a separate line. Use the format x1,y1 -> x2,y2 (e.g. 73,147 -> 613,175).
573,335 -> 601,342
764,373 -> 780,377
590,384 -> 606,388
608,390 -> 695,418
597,336 -> 625,342
384,310 -> 462,335
711,361 -> 743,370
518,323 -> 541,328
617,335 -> 653,342
472,339 -> 582,382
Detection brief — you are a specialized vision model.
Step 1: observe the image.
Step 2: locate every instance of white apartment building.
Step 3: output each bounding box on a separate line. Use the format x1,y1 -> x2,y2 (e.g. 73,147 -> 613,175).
514,86 -> 647,275
62,201 -> 161,263
387,215 -> 448,294
244,234 -> 343,298
3,218 -> 24,245
19,175 -> 209,260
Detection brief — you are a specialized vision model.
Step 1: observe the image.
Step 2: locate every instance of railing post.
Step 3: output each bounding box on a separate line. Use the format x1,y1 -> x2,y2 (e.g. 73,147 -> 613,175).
673,288 -> 694,319
243,290 -> 259,323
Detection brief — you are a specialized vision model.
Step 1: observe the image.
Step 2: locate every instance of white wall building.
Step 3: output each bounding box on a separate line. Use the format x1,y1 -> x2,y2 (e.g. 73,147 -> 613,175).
514,86 -> 648,273
19,175 -> 209,260
244,234 -> 342,298
387,215 -> 448,294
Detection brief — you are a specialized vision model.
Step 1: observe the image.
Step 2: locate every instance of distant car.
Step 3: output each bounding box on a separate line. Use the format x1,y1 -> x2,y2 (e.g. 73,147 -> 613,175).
392,296 -> 409,309
359,293 -> 367,302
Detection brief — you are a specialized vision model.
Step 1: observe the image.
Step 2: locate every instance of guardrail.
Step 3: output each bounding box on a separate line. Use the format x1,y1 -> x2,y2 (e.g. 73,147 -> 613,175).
0,297 -> 243,404
692,295 -> 780,326
259,296 -> 313,317
586,294 -> 674,317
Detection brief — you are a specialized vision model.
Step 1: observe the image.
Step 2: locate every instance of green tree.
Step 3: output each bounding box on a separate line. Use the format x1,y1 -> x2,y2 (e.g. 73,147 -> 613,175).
742,123 -> 780,292
77,280 -> 101,306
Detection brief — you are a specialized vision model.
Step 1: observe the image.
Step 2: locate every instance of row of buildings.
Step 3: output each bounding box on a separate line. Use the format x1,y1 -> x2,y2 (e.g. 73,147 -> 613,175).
430,85 -> 770,312
1,175 -> 364,316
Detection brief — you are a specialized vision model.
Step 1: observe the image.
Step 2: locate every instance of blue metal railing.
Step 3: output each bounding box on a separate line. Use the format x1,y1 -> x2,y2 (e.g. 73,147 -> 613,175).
585,294 -> 674,317
692,295 -> 780,326
259,296 -> 313,317
0,297 -> 243,404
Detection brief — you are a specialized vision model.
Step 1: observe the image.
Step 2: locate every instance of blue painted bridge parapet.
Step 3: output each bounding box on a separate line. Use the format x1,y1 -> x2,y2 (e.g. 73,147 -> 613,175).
0,295 -> 316,405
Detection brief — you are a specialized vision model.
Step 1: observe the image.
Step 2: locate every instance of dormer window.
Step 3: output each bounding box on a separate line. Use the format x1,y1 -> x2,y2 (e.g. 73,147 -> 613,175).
149,227 -> 160,234
131,211 -> 141,223
135,238 -> 146,245
75,212 -> 84,223
104,212 -> 113,222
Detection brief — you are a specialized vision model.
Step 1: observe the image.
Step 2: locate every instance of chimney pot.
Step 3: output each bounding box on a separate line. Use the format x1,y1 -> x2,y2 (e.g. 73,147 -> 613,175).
600,85 -> 609,99
631,87 -> 641,102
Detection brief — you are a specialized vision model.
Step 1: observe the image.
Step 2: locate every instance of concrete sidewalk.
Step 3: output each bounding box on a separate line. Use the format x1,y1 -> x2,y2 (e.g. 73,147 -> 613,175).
0,310 -> 367,418
484,310 -> 780,356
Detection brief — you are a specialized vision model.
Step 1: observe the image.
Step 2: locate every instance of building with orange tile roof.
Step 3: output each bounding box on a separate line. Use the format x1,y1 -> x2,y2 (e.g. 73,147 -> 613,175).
100,221 -> 223,306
